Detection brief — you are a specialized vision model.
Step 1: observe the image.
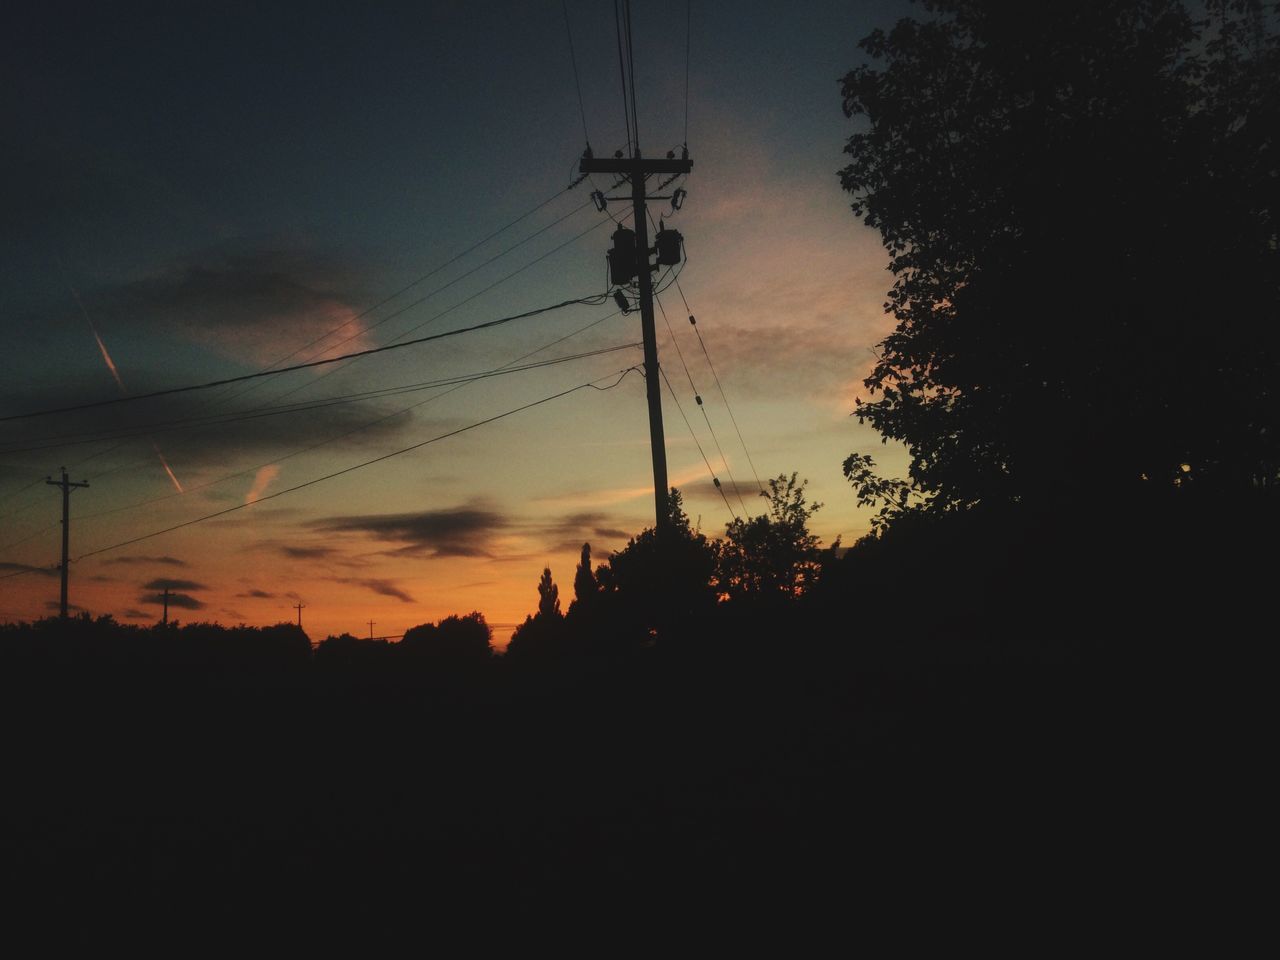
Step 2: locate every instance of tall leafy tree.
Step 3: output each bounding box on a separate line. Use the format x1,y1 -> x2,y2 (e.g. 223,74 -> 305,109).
506,568 -> 567,660
718,474 -> 829,602
571,543 -> 598,610
603,489 -> 719,639
841,0 -> 1279,510
536,567 -> 562,620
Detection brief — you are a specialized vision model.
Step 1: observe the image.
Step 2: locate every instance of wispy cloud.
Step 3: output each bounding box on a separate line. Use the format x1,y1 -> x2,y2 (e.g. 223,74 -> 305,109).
277,545 -> 335,560
330,578 -> 416,603
245,465 -> 280,505
0,562 -> 58,578
102,555 -> 186,567
312,506 -> 507,559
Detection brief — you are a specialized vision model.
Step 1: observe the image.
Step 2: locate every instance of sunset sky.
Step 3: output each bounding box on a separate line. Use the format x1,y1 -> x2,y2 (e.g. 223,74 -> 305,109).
0,0 -> 912,643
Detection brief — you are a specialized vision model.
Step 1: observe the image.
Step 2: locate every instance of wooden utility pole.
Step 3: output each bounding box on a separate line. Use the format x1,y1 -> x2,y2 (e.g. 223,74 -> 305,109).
45,466 -> 88,619
294,602 -> 305,629
579,149 -> 692,535
368,620 -> 376,640
162,587 -> 170,626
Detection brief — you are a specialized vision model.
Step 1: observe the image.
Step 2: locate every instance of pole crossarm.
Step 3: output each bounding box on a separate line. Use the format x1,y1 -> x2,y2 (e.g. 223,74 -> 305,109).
580,156 -> 692,177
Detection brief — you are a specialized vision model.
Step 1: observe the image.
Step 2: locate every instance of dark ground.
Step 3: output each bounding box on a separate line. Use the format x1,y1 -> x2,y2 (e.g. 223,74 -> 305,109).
2,497 -> 1264,945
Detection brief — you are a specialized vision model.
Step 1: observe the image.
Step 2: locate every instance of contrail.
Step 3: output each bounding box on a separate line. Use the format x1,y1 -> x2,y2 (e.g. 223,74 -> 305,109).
152,441 -> 185,494
62,265 -> 185,494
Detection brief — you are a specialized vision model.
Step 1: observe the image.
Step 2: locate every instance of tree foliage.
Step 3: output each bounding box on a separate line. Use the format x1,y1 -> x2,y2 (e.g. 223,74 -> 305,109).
718,473 -> 830,601
841,0 -> 1279,509
401,612 -> 493,663
506,567 -> 568,660
600,488 -> 719,639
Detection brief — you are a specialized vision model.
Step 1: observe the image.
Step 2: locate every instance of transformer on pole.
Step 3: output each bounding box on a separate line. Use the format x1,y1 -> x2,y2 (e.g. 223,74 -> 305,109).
579,148 -> 692,536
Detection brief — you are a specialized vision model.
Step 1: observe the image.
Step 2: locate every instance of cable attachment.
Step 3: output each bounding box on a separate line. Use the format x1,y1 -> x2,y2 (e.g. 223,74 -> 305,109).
688,315 -> 696,326
713,477 -> 722,488
613,290 -> 631,314
671,187 -> 687,212
591,190 -> 607,212
695,395 -> 703,405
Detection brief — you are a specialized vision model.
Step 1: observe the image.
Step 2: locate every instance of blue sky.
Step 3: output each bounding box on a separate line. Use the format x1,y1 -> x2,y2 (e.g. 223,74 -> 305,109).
1,1 -> 914,639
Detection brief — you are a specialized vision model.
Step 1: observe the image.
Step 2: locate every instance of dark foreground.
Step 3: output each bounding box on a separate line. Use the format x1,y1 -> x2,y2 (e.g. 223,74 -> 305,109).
1,641 -> 1249,947
2,499 -> 1264,945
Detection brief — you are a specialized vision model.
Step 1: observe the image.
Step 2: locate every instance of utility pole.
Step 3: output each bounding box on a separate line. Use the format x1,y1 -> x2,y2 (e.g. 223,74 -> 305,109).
162,587 -> 170,626
294,602 -> 305,629
580,148 -> 692,536
368,620 -> 376,640
45,466 -> 88,619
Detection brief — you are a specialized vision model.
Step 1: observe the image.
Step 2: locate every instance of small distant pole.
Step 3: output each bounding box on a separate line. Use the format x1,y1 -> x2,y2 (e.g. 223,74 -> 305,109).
45,466 -> 89,619
368,619 -> 376,640
294,602 -> 305,629
162,587 -> 170,626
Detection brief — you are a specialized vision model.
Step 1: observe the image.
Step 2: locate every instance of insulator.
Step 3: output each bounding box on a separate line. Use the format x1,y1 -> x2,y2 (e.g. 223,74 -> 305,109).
654,227 -> 683,267
608,225 -> 637,285
688,315 -> 696,325
590,190 -> 607,212
713,477 -> 721,487
613,290 -> 631,314
695,395 -> 703,405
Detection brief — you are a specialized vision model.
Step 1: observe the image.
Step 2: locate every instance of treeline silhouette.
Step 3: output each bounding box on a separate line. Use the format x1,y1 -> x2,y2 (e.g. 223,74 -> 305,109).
3,474 -> 1261,947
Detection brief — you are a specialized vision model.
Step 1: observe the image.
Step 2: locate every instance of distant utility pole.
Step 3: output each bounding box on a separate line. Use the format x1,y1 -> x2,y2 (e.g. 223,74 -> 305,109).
162,587 -> 170,626
45,466 -> 88,619
368,620 -> 376,640
294,602 -> 305,629
580,147 -> 692,536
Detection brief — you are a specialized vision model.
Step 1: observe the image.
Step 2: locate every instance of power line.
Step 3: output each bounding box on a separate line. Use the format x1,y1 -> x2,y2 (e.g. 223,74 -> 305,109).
0,561 -> 59,582
70,368 -> 640,564
673,274 -> 764,492
30,189 -> 588,483
250,214 -> 614,408
40,203 -> 613,497
0,343 -> 641,455
654,290 -> 749,514
623,0 -> 640,151
684,0 -> 692,147
3,292 -> 609,425
561,0 -> 591,149
213,197 -> 597,411
659,365 -> 736,521
56,309 -> 632,530
613,0 -> 632,155
0,476 -> 48,511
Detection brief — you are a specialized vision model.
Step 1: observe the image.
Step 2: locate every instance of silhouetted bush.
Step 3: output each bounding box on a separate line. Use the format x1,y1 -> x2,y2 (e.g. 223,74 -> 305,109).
401,612 -> 493,665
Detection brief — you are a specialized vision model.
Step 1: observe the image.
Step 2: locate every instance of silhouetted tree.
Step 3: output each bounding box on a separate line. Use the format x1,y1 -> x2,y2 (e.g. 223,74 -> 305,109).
840,0 -> 1280,511
401,612 -> 493,664
718,474 -> 831,603
601,488 -> 719,641
314,632 -> 390,670
571,543 -> 598,610
537,567 -> 561,620
505,567 -> 568,660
